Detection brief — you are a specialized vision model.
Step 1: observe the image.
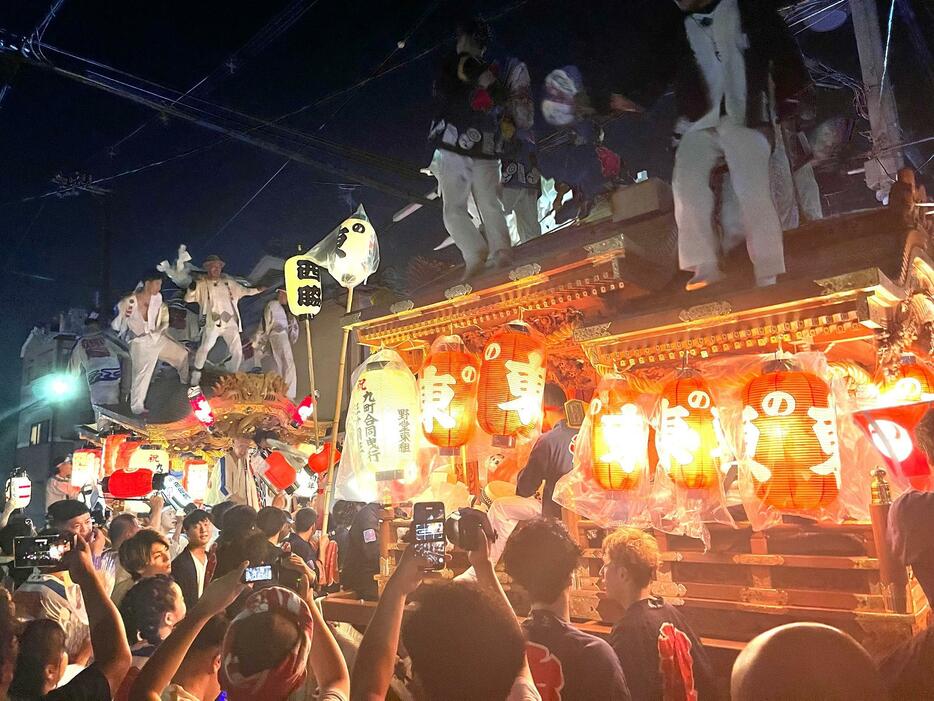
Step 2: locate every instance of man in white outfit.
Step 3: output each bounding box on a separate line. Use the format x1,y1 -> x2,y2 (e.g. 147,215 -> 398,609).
255,289 -> 299,399
112,272 -> 190,416
429,18 -> 512,280
665,0 -> 812,291
186,254 -> 264,386
68,311 -> 127,413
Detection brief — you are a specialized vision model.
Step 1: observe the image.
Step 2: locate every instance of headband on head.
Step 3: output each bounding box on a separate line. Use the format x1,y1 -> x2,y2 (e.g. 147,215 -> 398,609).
220,586 -> 314,700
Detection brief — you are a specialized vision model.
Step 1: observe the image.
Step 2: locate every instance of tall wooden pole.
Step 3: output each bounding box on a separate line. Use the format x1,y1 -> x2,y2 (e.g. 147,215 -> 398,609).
303,316 -> 320,445
320,287 -> 355,538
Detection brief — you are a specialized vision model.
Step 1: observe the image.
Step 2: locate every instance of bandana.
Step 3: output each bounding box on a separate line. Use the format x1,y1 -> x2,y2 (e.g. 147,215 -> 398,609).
220,586 -> 314,700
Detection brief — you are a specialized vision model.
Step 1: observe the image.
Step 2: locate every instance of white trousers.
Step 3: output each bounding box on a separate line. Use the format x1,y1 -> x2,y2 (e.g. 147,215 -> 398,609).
193,323 -> 242,380
674,120 -> 785,279
129,334 -> 189,414
502,187 -> 542,244
456,495 -> 541,581
268,331 -> 297,399
437,150 -> 511,267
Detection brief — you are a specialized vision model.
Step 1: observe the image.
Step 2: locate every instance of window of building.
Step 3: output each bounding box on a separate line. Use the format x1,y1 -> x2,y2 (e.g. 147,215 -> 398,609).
29,420 -> 49,446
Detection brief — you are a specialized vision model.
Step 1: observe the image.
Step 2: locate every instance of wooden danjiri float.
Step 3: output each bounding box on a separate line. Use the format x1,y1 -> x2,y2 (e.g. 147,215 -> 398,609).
323,175 -> 934,680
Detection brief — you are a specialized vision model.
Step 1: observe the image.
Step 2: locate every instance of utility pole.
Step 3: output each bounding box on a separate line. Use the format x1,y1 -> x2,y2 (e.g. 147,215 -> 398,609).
850,0 -> 904,200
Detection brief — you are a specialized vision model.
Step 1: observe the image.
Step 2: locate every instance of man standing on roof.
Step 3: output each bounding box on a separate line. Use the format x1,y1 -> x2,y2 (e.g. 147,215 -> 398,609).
186,255 -> 265,386
112,272 -> 190,416
68,310 -> 127,414
429,17 -> 512,281
500,55 -> 542,244
253,288 -> 299,399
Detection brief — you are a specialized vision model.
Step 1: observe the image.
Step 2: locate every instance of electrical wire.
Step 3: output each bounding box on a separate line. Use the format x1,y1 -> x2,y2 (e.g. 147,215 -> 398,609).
202,160 -> 291,247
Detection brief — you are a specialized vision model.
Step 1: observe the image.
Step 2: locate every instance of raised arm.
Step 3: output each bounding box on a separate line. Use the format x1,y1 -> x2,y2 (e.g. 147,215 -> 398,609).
66,534 -> 132,696
131,564 -> 248,701
351,545 -> 427,701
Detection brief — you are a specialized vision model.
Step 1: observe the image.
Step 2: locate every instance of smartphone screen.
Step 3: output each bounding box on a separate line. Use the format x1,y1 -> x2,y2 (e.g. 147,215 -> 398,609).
413,502 -> 446,571
14,535 -> 72,570
243,564 -> 274,583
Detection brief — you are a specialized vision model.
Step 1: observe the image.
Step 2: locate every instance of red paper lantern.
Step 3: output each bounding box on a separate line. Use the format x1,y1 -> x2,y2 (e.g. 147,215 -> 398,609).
103,469 -> 158,499
477,321 -> 547,445
290,395 -> 316,428
419,336 -> 480,454
257,452 -> 298,494
307,443 -> 340,475
854,400 -> 934,489
878,355 -> 934,403
187,386 -> 215,428
590,379 -> 648,491
114,440 -> 145,471
657,371 -> 723,490
742,365 -> 840,510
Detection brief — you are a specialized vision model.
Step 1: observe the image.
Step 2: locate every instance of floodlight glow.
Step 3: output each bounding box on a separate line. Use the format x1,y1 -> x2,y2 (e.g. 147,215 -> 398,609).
36,373 -> 80,403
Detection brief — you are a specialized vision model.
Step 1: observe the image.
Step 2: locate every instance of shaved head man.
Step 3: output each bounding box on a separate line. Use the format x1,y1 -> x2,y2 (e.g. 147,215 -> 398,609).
731,623 -> 888,701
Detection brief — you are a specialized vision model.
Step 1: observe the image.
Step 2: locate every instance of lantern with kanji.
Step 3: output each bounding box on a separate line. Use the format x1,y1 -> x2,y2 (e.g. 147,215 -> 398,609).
589,377 -> 649,491
657,371 -> 724,491
339,349 -> 422,504
102,434 -> 129,476
114,440 -> 144,471
183,459 -> 211,502
741,362 -> 841,511
878,355 -> 934,403
477,321 -> 547,446
419,335 -> 480,454
284,254 -> 323,317
71,449 -> 101,488
128,444 -> 170,473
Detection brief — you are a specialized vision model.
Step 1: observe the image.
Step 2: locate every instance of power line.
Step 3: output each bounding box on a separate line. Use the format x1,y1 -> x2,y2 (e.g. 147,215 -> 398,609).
202,160 -> 291,247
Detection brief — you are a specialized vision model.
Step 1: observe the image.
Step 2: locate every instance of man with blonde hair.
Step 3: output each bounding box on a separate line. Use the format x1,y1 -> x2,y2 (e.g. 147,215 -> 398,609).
602,527 -> 716,700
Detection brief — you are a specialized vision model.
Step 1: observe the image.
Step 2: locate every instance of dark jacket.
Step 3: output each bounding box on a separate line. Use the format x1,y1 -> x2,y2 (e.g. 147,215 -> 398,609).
429,52 -> 507,159
615,0 -> 811,128
171,549 -> 201,611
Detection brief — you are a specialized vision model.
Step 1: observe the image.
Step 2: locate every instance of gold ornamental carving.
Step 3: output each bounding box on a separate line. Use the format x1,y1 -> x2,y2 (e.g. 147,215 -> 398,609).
444,283 -> 473,300
573,322 -> 612,342
815,269 -> 880,295
389,300 -> 415,314
678,301 -> 733,323
584,234 -> 626,257
508,263 -> 542,282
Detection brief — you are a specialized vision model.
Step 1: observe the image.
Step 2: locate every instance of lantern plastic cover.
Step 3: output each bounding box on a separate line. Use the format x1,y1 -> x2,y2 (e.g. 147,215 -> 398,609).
334,348 -> 433,504
419,335 -> 480,451
305,204 -> 380,289
650,370 -> 734,548
552,375 -> 653,528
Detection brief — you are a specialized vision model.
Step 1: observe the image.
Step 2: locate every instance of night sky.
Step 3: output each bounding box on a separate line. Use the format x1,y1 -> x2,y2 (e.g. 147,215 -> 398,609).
1,0 -> 932,463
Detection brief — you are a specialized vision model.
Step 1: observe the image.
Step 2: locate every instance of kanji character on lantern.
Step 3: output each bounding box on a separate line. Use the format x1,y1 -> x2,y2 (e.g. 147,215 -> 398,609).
478,321 -> 547,445
284,254 -> 323,318
305,205 -> 380,289
419,336 -> 479,454
657,371 -> 726,491
877,354 -> 934,403
742,361 -> 841,511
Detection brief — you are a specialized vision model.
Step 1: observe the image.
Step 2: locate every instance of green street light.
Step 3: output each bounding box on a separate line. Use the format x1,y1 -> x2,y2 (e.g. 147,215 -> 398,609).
35,373 -> 80,403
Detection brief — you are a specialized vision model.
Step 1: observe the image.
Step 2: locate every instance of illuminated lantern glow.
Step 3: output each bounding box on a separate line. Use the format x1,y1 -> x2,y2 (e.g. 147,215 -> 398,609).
853,401 -> 934,489
103,469 -> 157,499
284,254 -> 323,317
741,365 -> 841,511
657,371 -> 725,490
70,449 -> 101,488
306,205 -> 380,289
419,336 -> 479,455
290,395 -> 316,428
308,443 -> 340,475
183,459 -> 211,501
128,445 -> 170,473
114,440 -> 145,471
477,321 -> 547,445
187,386 -> 215,428
102,434 -> 129,476
590,378 -> 649,491
343,349 -> 421,504
878,355 -> 934,403
255,452 -> 298,494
